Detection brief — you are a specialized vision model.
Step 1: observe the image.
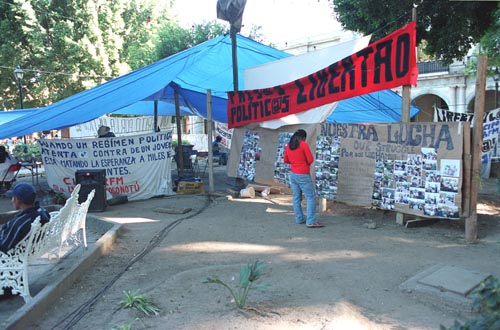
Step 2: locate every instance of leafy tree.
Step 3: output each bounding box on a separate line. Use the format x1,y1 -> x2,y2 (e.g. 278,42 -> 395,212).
330,0 -> 499,64
480,6 -> 500,67
0,0 -> 172,110
0,0 -> 259,112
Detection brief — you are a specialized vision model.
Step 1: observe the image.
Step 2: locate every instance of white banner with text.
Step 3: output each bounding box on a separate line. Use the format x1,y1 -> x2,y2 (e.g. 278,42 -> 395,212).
38,132 -> 174,200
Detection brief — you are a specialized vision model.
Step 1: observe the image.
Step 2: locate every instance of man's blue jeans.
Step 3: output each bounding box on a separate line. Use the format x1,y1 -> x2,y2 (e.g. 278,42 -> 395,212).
289,173 -> 316,225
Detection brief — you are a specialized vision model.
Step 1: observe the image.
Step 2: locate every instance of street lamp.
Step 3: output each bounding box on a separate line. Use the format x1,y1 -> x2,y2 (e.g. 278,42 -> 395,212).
13,65 -> 24,109
494,67 -> 500,109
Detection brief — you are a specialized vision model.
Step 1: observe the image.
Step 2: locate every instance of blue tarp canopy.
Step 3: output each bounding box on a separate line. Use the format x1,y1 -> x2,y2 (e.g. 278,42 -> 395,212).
0,34 -> 419,139
327,89 -> 420,123
0,34 -> 288,139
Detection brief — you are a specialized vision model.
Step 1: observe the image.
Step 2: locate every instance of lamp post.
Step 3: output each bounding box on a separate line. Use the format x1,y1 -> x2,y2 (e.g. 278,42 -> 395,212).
13,65 -> 24,109
14,65 -> 26,143
494,67 -> 500,109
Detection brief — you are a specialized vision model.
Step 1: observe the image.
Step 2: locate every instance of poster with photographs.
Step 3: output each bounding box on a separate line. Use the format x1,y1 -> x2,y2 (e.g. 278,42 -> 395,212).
236,131 -> 260,181
370,146 -> 460,218
274,132 -> 293,185
372,160 -> 395,209
315,135 -> 341,199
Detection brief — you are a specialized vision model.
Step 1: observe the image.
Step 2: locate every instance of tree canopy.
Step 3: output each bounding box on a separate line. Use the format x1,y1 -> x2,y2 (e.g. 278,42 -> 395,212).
0,0 -> 234,111
330,0 -> 499,65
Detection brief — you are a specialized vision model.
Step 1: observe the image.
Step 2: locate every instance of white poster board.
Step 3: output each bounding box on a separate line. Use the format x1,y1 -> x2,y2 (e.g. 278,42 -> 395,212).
70,116 -> 173,138
38,132 -> 174,200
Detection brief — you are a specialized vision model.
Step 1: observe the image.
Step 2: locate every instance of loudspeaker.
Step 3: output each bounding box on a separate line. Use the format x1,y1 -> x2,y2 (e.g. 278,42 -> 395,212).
75,169 -> 107,212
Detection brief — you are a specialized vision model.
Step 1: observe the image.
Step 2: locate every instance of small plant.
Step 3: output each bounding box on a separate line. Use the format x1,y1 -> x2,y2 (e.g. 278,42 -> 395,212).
119,290 -> 160,316
440,276 -> 500,329
204,260 -> 270,309
53,192 -> 67,205
113,318 -> 145,330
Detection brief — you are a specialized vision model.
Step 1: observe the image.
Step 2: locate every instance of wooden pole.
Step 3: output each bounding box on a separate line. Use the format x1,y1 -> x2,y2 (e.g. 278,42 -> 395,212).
207,89 -> 215,193
396,7 -> 417,225
466,54 -> 488,241
153,100 -> 158,132
174,90 -> 184,177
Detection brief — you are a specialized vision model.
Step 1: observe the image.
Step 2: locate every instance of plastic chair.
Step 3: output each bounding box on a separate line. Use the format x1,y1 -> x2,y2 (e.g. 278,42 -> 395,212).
0,163 -> 22,192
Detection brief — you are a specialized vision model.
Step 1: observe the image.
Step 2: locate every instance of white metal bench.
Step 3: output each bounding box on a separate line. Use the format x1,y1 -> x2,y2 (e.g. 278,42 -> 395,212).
0,184 -> 95,303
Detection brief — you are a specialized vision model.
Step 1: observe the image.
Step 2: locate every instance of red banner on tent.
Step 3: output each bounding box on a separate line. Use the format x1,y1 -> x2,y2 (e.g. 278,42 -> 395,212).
227,22 -> 418,128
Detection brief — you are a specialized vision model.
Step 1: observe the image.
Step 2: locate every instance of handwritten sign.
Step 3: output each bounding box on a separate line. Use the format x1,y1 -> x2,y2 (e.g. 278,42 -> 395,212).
38,132 -> 174,200
319,122 -> 463,218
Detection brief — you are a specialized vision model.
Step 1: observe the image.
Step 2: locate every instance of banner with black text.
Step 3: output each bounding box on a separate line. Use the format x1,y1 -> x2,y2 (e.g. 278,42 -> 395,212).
227,22 -> 418,128
38,132 -> 174,200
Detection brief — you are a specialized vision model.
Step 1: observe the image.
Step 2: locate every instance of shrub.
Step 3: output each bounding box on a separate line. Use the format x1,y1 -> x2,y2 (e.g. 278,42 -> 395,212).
204,260 -> 270,309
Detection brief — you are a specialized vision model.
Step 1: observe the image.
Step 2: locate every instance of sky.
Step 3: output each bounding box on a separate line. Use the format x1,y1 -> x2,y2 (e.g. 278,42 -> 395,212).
172,0 -> 343,46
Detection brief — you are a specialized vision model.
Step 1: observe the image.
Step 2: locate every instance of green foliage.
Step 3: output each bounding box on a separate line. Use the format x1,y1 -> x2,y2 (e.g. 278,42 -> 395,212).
52,192 -> 66,205
171,139 -> 191,147
330,0 -> 499,64
113,317 -> 145,330
480,6 -> 500,68
13,142 -> 41,162
204,260 -> 270,309
119,290 -> 160,317
440,276 -> 500,330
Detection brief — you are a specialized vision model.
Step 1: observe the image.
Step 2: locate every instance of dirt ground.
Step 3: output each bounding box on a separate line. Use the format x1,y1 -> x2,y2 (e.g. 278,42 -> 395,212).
24,181 -> 500,330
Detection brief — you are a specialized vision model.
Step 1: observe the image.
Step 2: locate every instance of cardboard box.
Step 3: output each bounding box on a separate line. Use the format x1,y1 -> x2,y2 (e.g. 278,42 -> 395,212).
176,181 -> 205,194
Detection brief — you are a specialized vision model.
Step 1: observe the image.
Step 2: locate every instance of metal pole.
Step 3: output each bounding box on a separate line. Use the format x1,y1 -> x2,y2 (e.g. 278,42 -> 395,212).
17,79 -> 24,109
230,25 -> 238,92
495,81 -> 498,109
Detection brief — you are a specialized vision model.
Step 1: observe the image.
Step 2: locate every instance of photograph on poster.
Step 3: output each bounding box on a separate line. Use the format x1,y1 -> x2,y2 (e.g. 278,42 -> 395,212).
422,147 -> 438,160
410,176 -> 422,188
407,153 -> 423,166
440,176 -> 459,193
274,132 -> 293,185
425,170 -> 441,183
423,159 -> 437,171
438,191 -> 456,207
407,164 -> 422,177
237,131 -> 260,181
423,204 -> 439,216
395,191 -> 410,204
409,187 -> 425,200
440,159 -> 460,177
409,199 -> 425,211
436,205 -> 459,218
425,181 -> 440,193
425,192 -> 439,204
396,181 -> 410,192
381,196 -> 395,210
394,160 -> 407,173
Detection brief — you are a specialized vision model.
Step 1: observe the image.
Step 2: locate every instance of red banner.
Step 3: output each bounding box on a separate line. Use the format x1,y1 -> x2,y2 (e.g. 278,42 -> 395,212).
227,22 -> 418,128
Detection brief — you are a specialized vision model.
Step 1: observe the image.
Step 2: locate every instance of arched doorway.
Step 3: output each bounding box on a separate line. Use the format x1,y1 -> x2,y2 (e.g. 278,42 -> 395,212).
412,94 -> 448,122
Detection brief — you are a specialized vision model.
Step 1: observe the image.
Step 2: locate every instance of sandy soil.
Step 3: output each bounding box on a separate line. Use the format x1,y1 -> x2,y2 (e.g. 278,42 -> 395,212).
28,189 -> 500,330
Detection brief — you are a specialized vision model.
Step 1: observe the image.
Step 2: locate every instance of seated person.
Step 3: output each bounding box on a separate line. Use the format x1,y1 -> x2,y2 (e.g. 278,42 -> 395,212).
0,182 -> 50,254
97,125 -> 115,138
0,145 -> 18,181
212,136 -> 228,165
